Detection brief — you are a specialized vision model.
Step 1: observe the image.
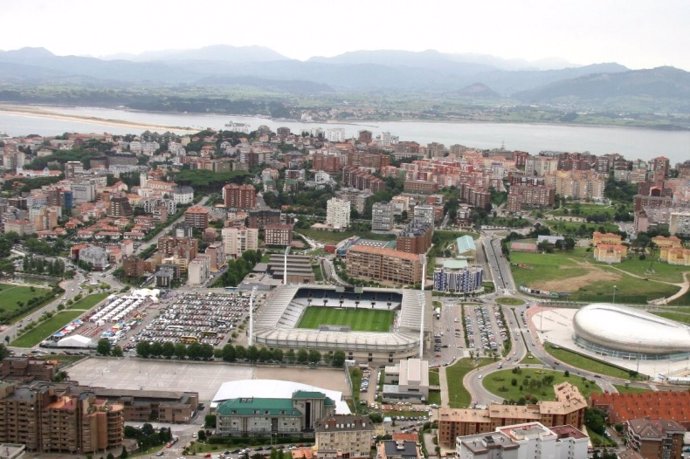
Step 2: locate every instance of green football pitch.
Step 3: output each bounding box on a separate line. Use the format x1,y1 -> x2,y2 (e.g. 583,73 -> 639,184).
297,306 -> 394,332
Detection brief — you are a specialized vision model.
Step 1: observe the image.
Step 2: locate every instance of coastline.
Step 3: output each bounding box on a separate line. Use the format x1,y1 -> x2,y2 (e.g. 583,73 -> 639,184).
0,104 -> 199,134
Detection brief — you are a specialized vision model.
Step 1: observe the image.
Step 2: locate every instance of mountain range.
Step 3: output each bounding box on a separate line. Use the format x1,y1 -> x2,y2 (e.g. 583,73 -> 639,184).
1,45 -> 690,113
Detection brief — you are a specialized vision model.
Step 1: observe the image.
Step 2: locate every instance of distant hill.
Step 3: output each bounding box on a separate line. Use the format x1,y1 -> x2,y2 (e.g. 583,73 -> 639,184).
1,46 -> 690,113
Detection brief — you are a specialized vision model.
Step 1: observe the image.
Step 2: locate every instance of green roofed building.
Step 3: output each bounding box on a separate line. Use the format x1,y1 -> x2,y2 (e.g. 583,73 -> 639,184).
216,391 -> 336,437
455,235 -> 476,259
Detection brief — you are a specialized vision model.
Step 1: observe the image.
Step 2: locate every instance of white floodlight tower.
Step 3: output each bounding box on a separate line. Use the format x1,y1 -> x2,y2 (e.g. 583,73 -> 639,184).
283,246 -> 291,285
248,286 -> 257,346
419,257 -> 427,358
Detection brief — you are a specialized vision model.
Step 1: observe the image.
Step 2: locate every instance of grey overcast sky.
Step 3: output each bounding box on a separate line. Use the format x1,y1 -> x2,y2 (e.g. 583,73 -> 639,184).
2,0 -> 689,70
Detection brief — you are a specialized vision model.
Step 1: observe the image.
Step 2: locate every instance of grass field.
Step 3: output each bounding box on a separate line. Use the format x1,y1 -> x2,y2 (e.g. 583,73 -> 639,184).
445,358 -> 493,408
496,297 -> 525,306
483,368 -> 602,403
12,310 -> 85,348
549,203 -> 615,218
544,343 -> 640,380
297,306 -> 394,332
429,368 -> 440,386
510,249 -> 682,304
66,292 -> 109,310
297,228 -> 396,244
652,311 -> 690,324
614,384 -> 649,394
0,283 -> 52,317
670,290 -> 690,306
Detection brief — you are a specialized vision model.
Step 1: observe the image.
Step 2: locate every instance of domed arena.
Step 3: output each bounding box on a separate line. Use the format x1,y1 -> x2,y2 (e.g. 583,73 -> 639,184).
573,303 -> 690,360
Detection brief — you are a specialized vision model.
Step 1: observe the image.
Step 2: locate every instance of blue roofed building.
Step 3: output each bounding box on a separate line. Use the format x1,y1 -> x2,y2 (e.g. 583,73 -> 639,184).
455,235 -> 477,260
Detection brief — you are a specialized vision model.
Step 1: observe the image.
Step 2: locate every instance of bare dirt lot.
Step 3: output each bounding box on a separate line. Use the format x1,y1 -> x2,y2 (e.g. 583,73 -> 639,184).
67,358 -> 350,401
532,262 -> 621,292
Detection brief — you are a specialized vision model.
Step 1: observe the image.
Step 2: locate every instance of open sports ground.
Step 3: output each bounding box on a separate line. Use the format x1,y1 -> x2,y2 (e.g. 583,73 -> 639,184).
297,306 -> 394,332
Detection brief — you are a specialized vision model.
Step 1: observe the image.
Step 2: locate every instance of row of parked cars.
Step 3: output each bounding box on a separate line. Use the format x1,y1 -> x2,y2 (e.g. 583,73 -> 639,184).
360,368 -> 372,392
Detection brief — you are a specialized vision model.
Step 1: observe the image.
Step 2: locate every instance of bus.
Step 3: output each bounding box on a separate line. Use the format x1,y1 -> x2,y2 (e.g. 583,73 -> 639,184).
179,336 -> 198,344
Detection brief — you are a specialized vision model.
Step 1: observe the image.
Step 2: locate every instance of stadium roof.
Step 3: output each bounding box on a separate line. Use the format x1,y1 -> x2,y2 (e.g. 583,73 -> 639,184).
211,379 -> 349,414
573,303 -> 690,355
253,285 -> 430,353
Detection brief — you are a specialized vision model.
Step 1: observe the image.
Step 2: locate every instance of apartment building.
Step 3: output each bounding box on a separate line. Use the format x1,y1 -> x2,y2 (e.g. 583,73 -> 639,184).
183,205 -> 209,229
626,419 -> 685,459
221,226 -> 259,258
433,264 -> 483,293
326,198 -> 351,230
248,209 -> 281,230
0,382 -> 123,454
377,440 -> 423,459
456,423 -> 588,459
346,245 -> 423,286
507,184 -> 555,212
108,194 -> 133,217
264,224 -> 293,246
438,383 -> 587,448
372,202 -> 395,232
396,222 -> 433,254
222,183 -> 257,209
315,415 -> 374,459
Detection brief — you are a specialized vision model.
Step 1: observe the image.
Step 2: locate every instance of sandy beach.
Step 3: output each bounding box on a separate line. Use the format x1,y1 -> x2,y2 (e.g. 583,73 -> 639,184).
0,104 -> 198,134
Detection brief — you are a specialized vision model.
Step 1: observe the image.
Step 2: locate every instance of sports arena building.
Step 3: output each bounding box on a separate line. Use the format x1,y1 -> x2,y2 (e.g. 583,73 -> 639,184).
573,303 -> 690,360
253,285 -> 431,364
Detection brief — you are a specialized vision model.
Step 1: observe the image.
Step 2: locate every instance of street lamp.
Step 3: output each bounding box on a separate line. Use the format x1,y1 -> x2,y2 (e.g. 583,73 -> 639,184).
612,285 -> 617,304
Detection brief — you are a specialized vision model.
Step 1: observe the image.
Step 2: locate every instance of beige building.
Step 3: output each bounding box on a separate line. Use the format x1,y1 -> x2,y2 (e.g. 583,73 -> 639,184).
438,383 -> 587,448
593,243 -> 628,264
222,226 -> 259,258
188,255 -> 211,286
315,415 -> 373,459
383,358 -> 430,402
326,198 -> 351,230
346,245 -> 423,286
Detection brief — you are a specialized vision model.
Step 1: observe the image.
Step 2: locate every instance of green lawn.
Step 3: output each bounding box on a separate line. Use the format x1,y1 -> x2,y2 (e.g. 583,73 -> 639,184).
483,368 -> 601,403
445,358 -> 493,408
612,258 -> 689,283
614,384 -> 649,394
66,292 -> 109,310
549,203 -> 615,217
429,369 -> 440,386
297,306 -> 394,332
652,311 -> 690,324
349,367 -> 362,408
546,220 -> 620,236
12,310 -> 86,348
496,297 -> 525,306
510,249 -> 681,304
544,343 -> 640,379
670,290 -> 690,306
0,283 -> 52,319
427,390 -> 441,405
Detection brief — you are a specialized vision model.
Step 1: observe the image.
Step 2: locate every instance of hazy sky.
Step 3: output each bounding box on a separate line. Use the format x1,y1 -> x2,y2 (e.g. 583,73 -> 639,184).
2,0 -> 689,70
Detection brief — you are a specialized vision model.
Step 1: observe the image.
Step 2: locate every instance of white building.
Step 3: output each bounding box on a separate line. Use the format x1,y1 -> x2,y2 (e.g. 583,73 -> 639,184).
457,422 -> 589,459
413,204 -> 435,227
382,358 -> 429,402
670,211 -> 690,237
71,183 -> 96,203
221,226 -> 259,258
79,245 -> 109,271
326,198 -> 351,230
173,186 -> 195,205
325,128 -> 346,142
188,255 -> 211,286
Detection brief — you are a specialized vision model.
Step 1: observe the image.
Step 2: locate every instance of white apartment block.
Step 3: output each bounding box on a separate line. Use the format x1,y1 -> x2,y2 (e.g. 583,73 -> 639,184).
372,202 -> 395,231
188,255 -> 211,286
326,198 -> 351,230
221,226 -> 259,258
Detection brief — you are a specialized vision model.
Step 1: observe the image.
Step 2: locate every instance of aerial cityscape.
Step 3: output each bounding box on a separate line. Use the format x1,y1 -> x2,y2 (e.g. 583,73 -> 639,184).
1,2 -> 690,459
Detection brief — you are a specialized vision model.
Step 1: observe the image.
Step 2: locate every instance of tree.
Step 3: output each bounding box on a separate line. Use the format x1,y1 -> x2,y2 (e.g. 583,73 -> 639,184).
174,343 -> 187,359
162,342 -> 176,359
258,347 -> 272,362
297,348 -> 309,364
272,348 -> 284,363
200,343 -> 214,360
197,429 -> 207,441
136,341 -> 151,358
246,345 -> 259,362
96,338 -> 111,356
308,349 -> 321,364
0,343 -> 9,361
111,345 -> 123,357
204,414 -> 217,428
149,341 -> 163,358
331,350 -> 346,367
187,342 -> 202,360
285,349 -> 296,363
222,344 -> 236,362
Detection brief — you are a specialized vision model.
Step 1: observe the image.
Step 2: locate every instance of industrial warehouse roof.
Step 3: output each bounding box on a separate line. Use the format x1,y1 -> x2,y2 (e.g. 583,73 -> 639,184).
211,379 -> 349,414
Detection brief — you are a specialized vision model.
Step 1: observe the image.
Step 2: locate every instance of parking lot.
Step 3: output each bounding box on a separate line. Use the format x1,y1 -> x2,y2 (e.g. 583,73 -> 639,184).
128,291 -> 255,350
463,304 -> 508,357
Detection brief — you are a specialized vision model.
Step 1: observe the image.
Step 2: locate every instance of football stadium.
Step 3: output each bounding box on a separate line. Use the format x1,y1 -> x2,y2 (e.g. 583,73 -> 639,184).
253,285 -> 431,363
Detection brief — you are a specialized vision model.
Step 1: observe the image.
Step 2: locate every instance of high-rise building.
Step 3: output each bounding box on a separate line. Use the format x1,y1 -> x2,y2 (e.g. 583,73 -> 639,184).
433,265 -> 483,293
222,183 -> 257,209
264,224 -> 293,246
346,245 -> 423,285
315,415 -> 374,459
108,194 -> 132,217
413,205 -> 435,227
327,198 -> 351,230
221,226 -> 259,258
184,206 -> 209,229
372,202 -> 395,231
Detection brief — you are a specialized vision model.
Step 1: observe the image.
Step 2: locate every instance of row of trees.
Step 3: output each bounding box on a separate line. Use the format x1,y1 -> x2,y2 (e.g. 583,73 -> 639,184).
212,249 -> 262,287
22,256 -> 66,277
134,340 -> 347,367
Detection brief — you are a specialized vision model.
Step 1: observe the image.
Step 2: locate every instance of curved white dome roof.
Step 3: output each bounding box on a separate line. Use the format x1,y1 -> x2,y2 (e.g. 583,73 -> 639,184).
573,303 -> 690,354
